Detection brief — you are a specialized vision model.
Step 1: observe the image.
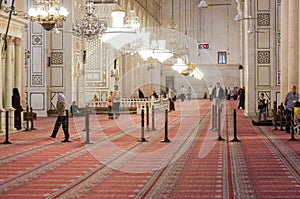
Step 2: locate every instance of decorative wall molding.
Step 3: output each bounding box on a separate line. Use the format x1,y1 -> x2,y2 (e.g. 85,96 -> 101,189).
32,75 -> 43,86
257,51 -> 271,64
32,35 -> 42,45
30,93 -> 45,110
51,52 -> 64,65
257,13 -> 270,26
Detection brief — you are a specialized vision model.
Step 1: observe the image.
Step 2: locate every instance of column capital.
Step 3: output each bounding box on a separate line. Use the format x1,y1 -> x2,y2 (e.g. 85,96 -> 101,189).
14,38 -> 22,47
5,36 -> 14,46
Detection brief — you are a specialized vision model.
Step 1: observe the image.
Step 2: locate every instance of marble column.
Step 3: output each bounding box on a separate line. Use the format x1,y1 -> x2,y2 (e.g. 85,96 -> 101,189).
0,35 -> 4,133
4,36 -> 15,130
299,1 -> 300,92
280,0 -> 289,102
287,0 -> 299,89
243,0 -> 256,116
14,38 -> 22,91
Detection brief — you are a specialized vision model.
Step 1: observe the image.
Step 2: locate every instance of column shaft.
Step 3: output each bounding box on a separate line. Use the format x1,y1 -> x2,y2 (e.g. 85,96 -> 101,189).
0,36 -> 4,109
280,0 -> 289,102
4,36 -> 16,131
4,36 -> 14,109
0,36 -> 4,133
287,0 -> 299,89
14,38 -> 22,90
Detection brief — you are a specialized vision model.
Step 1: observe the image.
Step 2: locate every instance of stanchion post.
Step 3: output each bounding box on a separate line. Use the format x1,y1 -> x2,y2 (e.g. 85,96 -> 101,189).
84,106 -> 92,144
25,105 -> 30,131
146,103 -> 150,131
217,103 -> 225,141
151,105 -> 156,131
266,99 -> 269,117
272,101 -> 278,130
211,103 -> 216,130
279,103 -> 284,131
231,109 -> 241,142
138,107 -> 148,142
2,111 -> 12,144
161,109 -> 171,142
30,107 -> 36,130
66,109 -> 69,135
289,108 -> 297,141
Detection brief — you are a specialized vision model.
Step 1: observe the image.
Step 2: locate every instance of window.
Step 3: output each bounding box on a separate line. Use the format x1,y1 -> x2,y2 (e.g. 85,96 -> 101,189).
218,52 -> 227,64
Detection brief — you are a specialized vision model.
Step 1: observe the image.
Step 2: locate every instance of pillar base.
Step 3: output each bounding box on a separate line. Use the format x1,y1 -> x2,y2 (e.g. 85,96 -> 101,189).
0,108 -> 5,133
5,107 -> 16,132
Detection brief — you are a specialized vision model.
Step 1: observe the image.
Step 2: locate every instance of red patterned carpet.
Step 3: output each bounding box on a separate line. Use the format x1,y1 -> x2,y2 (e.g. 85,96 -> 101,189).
1,99 -> 300,198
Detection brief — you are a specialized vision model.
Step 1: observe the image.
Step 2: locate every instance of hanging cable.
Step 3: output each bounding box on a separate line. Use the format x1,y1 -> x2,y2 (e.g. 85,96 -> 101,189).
227,0 -> 230,53
184,0 -> 187,35
3,0 -> 15,52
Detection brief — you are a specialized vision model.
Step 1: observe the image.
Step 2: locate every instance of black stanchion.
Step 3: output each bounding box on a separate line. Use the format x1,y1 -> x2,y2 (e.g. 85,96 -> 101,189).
272,101 -> 278,130
83,107 -> 92,144
2,111 -> 12,144
231,109 -> 241,142
211,104 -> 216,130
279,103 -> 284,131
217,104 -> 225,141
211,102 -> 218,131
151,105 -> 156,131
82,106 -> 91,131
289,109 -> 297,141
266,99 -> 269,117
30,107 -> 37,130
161,109 -> 171,142
138,108 -> 148,142
66,109 -> 69,135
25,105 -> 30,131
146,103 -> 150,131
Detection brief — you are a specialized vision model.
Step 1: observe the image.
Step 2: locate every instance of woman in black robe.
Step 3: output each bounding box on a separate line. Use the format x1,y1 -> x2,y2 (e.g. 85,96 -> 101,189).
12,88 -> 23,130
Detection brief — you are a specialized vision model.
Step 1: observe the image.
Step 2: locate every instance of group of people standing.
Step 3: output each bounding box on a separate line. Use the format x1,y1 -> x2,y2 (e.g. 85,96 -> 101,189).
283,85 -> 299,134
208,83 -> 245,110
252,85 -> 300,135
180,85 -> 192,102
107,85 -> 121,119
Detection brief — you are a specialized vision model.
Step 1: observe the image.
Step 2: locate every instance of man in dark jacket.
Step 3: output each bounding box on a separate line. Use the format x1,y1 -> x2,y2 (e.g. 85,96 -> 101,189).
211,82 -> 225,102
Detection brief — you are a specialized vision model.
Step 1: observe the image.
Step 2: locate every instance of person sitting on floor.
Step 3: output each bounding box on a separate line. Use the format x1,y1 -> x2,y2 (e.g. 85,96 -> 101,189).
272,105 -> 285,130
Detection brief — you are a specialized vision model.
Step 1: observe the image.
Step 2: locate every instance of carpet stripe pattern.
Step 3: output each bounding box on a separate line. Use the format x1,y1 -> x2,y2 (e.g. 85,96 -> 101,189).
1,100 -> 300,198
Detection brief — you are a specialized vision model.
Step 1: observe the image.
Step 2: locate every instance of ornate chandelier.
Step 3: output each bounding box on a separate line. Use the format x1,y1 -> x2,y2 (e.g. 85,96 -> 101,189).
28,0 -> 69,31
124,10 -> 140,31
73,0 -> 107,41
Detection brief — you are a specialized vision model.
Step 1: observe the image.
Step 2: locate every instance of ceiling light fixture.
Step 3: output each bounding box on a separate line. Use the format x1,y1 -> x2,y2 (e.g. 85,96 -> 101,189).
172,58 -> 188,73
198,0 -> 208,8
73,0 -> 107,41
101,9 -> 140,49
28,0 -> 69,31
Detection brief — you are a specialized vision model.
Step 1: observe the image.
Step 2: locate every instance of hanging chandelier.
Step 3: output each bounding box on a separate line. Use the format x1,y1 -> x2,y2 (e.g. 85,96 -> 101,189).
101,9 -> 140,49
73,0 -> 107,41
172,58 -> 188,73
124,10 -> 140,31
198,0 -> 208,8
137,40 -> 173,63
28,0 -> 69,31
